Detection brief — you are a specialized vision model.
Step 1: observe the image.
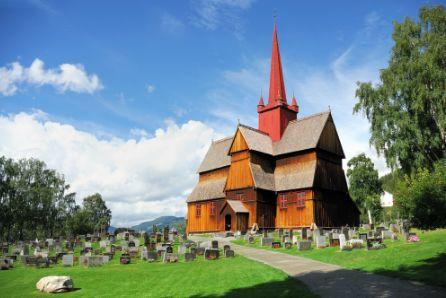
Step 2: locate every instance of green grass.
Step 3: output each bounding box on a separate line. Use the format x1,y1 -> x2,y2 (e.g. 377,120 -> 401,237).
232,229 -> 446,287
0,250 -> 315,297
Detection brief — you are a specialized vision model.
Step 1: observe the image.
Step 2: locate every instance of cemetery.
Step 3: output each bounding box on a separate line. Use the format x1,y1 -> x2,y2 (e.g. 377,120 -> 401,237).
0,228 -> 314,297
232,226 -> 446,287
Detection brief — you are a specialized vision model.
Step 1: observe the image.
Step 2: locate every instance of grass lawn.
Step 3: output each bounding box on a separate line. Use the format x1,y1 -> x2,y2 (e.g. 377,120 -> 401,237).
0,251 -> 315,297
232,229 -> 446,287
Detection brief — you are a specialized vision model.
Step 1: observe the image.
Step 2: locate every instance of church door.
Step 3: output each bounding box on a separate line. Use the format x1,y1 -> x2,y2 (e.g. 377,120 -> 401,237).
225,214 -> 232,231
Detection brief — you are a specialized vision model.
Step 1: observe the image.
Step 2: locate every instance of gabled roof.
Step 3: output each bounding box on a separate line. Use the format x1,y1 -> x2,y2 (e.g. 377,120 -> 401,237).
197,137 -> 232,173
237,125 -> 274,155
196,111 -> 345,174
274,111 -> 333,156
220,200 -> 249,214
187,178 -> 226,203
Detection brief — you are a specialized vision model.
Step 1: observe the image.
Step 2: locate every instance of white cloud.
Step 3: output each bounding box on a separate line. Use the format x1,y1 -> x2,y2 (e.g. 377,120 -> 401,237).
0,111 -> 223,226
0,58 -> 103,96
147,84 -> 156,93
190,0 -> 254,39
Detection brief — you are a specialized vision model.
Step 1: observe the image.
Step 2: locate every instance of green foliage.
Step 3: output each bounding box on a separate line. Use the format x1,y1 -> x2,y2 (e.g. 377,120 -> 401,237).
354,5 -> 446,173
0,156 -> 111,241
233,229 -> 446,287
394,160 -> 446,229
82,193 -> 111,234
347,153 -> 383,222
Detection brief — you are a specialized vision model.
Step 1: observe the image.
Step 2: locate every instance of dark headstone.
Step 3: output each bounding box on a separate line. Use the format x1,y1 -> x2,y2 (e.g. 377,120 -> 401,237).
146,252 -> 157,262
120,254 -> 131,264
211,240 -> 218,249
190,247 -> 197,255
185,252 -> 196,262
359,233 -> 368,241
272,242 -> 281,249
248,236 -> 255,244
261,237 -> 273,247
225,249 -> 235,257
196,247 -> 205,256
301,228 -> 308,240
284,242 -> 292,249
223,245 -> 230,252
204,248 -> 219,260
166,246 -> 173,254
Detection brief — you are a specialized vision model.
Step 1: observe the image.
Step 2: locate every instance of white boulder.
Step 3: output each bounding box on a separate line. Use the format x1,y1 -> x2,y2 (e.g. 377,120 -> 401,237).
36,276 -> 73,293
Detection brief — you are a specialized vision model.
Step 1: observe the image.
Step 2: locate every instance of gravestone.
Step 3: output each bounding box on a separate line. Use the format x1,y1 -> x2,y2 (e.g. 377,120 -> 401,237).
102,255 -> 110,264
196,247 -> 205,256
261,237 -> 273,247
316,235 -> 327,248
87,256 -> 103,267
223,245 -> 231,252
284,242 -> 292,249
272,242 -> 281,249
120,254 -> 131,264
190,247 -> 197,255
278,229 -> 284,237
178,245 -> 186,254
147,252 -> 157,262
359,233 -> 368,241
297,241 -> 311,251
163,253 -> 178,263
301,228 -> 308,240
339,234 -> 349,251
248,236 -> 255,244
225,249 -> 235,257
62,254 -> 74,267
341,227 -> 349,241
382,230 -> 392,240
211,240 -> 218,249
204,248 -> 219,260
185,252 -> 196,262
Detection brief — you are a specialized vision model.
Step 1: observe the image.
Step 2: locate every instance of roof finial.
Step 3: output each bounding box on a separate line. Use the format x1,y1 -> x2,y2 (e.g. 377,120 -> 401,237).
273,9 -> 277,23
328,105 -> 331,112
237,118 -> 240,125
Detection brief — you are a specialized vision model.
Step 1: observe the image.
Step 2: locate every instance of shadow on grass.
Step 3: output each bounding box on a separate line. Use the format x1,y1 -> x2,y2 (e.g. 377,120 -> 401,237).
190,277 -> 315,298
371,252 -> 446,287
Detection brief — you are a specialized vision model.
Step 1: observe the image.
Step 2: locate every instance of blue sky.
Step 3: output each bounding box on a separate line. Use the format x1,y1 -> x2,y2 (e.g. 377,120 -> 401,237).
0,0 -> 441,226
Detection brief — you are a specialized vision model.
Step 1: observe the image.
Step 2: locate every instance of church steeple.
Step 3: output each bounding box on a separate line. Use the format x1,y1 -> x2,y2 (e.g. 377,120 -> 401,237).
268,23 -> 287,105
257,22 -> 298,142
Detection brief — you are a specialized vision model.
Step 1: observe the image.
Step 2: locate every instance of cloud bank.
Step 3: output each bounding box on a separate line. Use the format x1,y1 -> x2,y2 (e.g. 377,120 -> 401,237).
0,59 -> 103,96
0,111 -> 221,226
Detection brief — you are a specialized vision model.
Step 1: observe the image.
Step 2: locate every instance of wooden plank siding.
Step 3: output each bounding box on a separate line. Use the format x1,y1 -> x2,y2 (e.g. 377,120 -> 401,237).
317,116 -> 344,157
275,190 -> 314,228
229,129 -> 249,153
224,152 -> 254,191
186,199 -> 225,233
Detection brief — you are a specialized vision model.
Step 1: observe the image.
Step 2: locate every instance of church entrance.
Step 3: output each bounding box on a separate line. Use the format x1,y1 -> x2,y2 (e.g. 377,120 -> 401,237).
225,214 -> 232,231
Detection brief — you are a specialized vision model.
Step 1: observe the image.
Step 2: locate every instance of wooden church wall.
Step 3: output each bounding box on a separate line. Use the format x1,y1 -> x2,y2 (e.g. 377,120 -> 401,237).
317,117 -> 344,157
226,188 -> 257,227
225,152 -> 254,191
313,190 -> 360,227
187,199 -> 225,233
275,190 -> 314,228
256,190 -> 276,228
230,130 -> 249,153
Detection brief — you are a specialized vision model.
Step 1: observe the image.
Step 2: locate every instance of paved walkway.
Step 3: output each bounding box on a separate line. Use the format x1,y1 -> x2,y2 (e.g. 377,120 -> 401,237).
192,236 -> 446,298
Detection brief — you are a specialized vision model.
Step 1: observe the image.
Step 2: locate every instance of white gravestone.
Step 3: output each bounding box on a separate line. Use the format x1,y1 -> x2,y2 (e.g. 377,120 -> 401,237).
62,254 -> 74,267
339,234 -> 347,250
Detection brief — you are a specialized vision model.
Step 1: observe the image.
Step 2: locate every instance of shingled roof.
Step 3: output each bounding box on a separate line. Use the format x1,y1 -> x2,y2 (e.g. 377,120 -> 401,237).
274,111 -> 331,156
187,177 -> 226,202
196,111 -> 342,174
238,125 -> 274,155
197,137 -> 232,173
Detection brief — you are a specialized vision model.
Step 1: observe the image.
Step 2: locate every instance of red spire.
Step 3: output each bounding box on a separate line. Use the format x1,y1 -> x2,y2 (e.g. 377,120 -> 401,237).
291,94 -> 299,112
268,23 -> 287,104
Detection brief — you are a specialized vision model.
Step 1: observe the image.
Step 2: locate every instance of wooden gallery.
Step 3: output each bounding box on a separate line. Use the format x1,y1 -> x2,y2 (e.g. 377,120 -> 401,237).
186,25 -> 360,234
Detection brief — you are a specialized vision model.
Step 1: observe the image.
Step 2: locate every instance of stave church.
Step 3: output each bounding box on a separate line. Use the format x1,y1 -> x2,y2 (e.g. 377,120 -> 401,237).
186,24 -> 360,234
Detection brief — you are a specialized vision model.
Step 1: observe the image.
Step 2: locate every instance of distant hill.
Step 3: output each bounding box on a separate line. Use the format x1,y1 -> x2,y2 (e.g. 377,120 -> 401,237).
107,226 -> 117,233
131,216 -> 185,232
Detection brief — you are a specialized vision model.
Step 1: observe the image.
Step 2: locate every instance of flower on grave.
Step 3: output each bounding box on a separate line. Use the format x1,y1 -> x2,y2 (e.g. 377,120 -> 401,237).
408,235 -> 419,242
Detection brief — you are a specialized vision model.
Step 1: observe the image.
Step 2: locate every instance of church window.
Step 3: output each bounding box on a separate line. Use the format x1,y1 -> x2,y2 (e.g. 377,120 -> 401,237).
210,202 -> 216,216
237,193 -> 245,201
296,192 -> 306,208
196,204 -> 201,217
279,193 -> 287,209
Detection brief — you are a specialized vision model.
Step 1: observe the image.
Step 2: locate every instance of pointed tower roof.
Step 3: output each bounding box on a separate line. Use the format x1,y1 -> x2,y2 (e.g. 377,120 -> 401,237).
268,23 -> 287,105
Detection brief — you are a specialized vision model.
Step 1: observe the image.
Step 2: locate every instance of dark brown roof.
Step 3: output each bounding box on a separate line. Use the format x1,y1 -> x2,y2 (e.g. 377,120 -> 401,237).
197,137 -> 232,173
238,125 -> 274,155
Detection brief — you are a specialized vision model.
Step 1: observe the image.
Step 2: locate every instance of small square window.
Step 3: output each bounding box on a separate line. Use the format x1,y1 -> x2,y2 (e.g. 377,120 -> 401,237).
296,192 -> 305,208
279,193 -> 287,209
